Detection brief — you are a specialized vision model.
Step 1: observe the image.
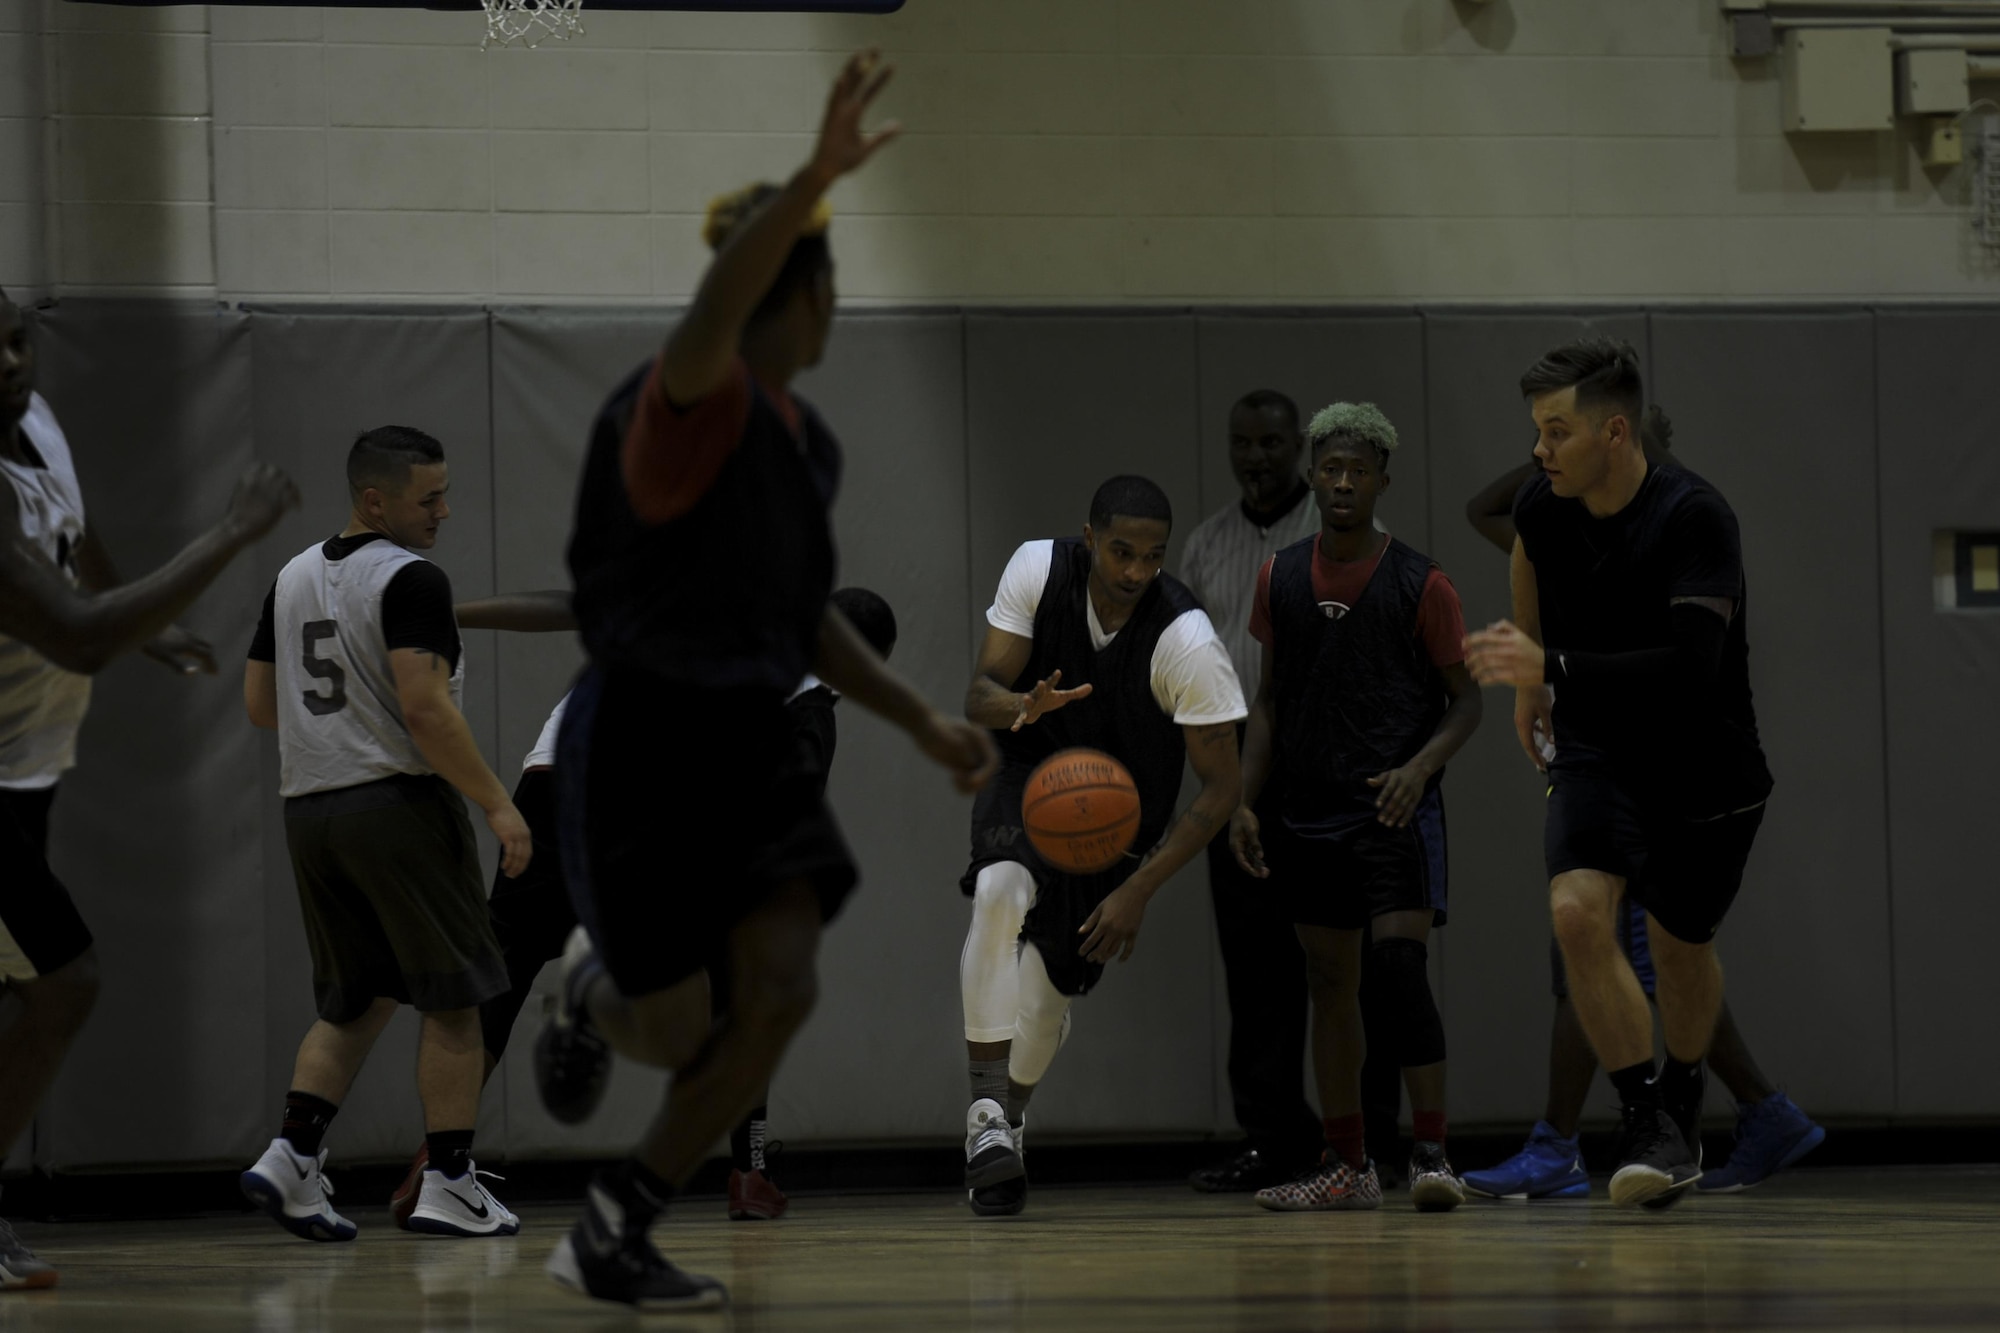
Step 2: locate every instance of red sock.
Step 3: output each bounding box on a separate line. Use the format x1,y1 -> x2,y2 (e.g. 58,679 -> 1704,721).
1413,1110 -> 1447,1147
1323,1114 -> 1366,1170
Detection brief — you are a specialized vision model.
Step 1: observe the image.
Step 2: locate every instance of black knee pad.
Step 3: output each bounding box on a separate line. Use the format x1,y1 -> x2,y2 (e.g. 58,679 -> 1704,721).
1368,936 -> 1446,1068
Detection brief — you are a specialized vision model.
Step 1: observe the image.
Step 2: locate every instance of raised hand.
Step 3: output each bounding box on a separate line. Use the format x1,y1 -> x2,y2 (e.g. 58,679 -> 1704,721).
225,463 -> 301,544
143,624 -> 218,675
1013,669 -> 1092,732
809,48 -> 900,183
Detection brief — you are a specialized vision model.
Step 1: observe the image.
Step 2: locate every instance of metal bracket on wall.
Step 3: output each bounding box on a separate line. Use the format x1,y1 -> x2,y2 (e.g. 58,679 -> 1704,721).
1933,530 -> 2000,610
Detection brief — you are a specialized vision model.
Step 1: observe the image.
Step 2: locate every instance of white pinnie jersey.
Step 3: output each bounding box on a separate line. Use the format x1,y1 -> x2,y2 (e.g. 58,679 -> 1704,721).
523,691 -> 568,770
0,394 -> 93,790
273,538 -> 463,798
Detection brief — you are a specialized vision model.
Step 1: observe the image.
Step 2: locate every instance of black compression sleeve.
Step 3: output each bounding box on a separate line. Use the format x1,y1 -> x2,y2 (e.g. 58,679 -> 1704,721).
381,562 -> 462,671
247,585 -> 277,662
1544,601 -> 1727,691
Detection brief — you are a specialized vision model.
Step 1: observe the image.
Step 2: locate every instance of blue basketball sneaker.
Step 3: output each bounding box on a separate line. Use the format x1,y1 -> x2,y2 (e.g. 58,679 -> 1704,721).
1696,1093 -> 1825,1193
1462,1121 -> 1588,1200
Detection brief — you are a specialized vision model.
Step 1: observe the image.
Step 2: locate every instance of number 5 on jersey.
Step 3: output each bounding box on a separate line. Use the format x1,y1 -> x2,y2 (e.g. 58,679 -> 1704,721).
301,620 -> 348,715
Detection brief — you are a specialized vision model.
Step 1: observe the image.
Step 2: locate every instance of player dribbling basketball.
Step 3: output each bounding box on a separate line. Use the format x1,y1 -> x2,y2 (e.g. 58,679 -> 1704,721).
957,474 -> 1245,1217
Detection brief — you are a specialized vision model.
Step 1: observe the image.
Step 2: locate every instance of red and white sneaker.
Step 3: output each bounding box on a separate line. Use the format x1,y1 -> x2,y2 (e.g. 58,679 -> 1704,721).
390,1142 -> 429,1230
1254,1156 -> 1384,1212
728,1168 -> 789,1221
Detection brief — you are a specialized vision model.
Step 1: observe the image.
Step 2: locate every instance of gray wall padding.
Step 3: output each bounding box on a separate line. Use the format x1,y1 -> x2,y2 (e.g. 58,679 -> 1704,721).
30,303 -> 266,1170
1874,311 -> 2000,1114
1651,311 -> 1896,1115
17,301 -> 1996,1172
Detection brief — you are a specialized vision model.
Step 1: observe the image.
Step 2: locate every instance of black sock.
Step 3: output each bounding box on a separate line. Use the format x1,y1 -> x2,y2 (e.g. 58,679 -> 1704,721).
602,1159 -> 673,1226
730,1107 -> 768,1174
281,1090 -> 340,1158
427,1129 -> 476,1180
1609,1060 -> 1661,1111
1659,1055 -> 1703,1107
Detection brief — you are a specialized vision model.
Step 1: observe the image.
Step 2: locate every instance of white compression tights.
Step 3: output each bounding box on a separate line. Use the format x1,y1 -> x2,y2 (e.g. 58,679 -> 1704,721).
1007,939 -> 1071,1088
961,862 -> 1034,1042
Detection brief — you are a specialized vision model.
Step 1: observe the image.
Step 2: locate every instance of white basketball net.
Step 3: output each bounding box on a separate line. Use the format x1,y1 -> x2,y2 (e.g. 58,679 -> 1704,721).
480,0 -> 584,49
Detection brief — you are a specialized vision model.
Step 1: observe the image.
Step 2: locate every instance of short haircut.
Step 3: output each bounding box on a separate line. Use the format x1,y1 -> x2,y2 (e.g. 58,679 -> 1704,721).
1306,401 -> 1399,464
1231,388 -> 1300,432
347,425 -> 445,500
1519,335 -> 1643,429
704,182 -> 833,328
831,586 -> 897,659
1088,474 -> 1173,531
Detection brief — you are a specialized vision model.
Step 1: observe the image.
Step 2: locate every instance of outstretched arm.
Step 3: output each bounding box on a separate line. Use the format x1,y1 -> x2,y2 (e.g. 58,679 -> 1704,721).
74,528 -> 218,674
0,464 -> 296,676
1465,460 -> 1537,555
658,50 -> 899,407
963,624 -> 1093,732
815,604 -> 996,793
1078,720 -> 1242,965
453,590 -> 575,633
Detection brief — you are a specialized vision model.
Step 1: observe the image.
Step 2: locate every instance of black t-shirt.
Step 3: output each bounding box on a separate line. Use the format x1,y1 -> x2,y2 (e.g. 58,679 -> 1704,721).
1514,462 -> 1771,814
247,534 -> 462,671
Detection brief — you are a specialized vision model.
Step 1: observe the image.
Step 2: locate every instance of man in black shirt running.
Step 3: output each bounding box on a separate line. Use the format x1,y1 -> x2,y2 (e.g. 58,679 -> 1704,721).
1466,337 -> 1773,1211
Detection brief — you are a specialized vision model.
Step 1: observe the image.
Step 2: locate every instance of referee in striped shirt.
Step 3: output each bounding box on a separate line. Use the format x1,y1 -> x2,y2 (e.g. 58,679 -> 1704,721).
1180,390 -> 1325,1193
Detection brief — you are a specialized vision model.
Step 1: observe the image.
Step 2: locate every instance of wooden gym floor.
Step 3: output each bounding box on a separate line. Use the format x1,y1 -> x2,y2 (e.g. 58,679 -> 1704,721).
4,1168 -> 1999,1331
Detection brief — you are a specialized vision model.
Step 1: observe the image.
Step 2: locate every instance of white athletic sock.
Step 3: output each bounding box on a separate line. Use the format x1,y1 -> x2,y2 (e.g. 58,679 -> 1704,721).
1007,941 -> 1071,1090
961,862 -> 1035,1043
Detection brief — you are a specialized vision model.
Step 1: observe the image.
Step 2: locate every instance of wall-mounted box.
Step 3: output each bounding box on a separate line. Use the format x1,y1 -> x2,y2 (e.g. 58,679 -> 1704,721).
1899,48 -> 1969,116
1782,27 -> 1894,132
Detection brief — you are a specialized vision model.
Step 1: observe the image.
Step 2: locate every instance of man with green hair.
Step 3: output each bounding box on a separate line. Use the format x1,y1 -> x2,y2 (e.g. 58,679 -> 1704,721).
1230,402 -> 1482,1213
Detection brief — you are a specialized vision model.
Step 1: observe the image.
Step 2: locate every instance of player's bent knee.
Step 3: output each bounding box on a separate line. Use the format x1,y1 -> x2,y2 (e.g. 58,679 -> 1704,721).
971,862 -> 1034,928
1368,936 -> 1446,1068
1549,890 -> 1615,955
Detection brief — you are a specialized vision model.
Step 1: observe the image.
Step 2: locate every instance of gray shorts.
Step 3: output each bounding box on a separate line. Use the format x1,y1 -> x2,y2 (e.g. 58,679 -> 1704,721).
284,774 -> 507,1023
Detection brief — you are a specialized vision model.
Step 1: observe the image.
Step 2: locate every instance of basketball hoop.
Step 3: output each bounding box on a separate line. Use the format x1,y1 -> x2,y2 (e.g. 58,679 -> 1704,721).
480,0 -> 584,49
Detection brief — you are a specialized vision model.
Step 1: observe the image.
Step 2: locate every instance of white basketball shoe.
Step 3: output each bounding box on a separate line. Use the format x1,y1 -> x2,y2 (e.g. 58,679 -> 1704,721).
407,1165 -> 521,1237
240,1138 -> 357,1242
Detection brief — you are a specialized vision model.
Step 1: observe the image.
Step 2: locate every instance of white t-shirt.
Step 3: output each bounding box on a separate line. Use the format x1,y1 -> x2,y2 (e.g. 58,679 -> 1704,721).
985,540 -> 1247,727
0,394 -> 93,790
523,692 -> 569,770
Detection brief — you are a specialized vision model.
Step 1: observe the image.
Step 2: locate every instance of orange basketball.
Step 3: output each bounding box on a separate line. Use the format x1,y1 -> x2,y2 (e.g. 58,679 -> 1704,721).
1023,747 -> 1142,875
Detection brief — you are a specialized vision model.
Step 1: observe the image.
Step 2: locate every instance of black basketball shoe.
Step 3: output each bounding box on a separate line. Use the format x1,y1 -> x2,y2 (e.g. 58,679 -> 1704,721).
1189,1146 -> 1296,1194
969,1173 -> 1027,1218
545,1179 -> 725,1311
535,927 -> 613,1125
1648,1063 -> 1707,1211
1609,1101 -> 1701,1210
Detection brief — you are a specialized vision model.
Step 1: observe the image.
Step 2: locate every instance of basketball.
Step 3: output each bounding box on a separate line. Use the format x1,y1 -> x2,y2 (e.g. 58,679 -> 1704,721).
1023,748 -> 1142,875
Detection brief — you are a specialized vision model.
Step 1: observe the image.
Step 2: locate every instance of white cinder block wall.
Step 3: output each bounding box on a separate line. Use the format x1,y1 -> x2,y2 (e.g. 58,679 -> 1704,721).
3,0 -> 1997,302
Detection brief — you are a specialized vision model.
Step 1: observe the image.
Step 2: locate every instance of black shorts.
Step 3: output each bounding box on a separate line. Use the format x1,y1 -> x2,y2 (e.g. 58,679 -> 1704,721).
559,666 -> 858,999
1545,764 -> 1767,945
0,786 -> 92,983
961,761 -> 1137,998
1268,789 -> 1448,931
480,765 -> 576,1059
284,774 -> 509,1023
